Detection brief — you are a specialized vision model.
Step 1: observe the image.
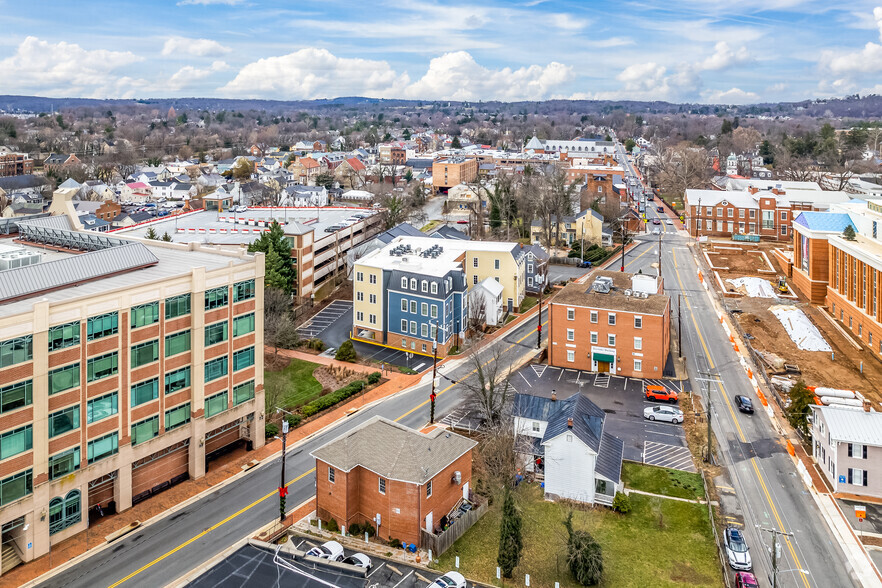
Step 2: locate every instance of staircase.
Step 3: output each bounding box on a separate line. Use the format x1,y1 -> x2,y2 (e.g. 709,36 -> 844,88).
1,542 -> 22,575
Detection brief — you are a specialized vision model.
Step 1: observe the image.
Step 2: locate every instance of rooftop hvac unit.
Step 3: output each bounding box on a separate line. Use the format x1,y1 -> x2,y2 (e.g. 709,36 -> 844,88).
592,280 -> 610,294
624,289 -> 632,297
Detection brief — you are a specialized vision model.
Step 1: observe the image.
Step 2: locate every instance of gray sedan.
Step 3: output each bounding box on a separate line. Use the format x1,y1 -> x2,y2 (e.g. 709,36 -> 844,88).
643,405 -> 684,424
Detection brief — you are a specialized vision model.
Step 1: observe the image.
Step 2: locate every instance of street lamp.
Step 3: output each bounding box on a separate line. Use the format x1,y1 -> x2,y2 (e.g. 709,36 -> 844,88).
274,407 -> 295,523
429,322 -> 450,424
696,372 -> 722,464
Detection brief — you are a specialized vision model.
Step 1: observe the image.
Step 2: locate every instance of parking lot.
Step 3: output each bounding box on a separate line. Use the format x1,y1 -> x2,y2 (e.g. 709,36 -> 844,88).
297,299 -> 353,340
512,365 -> 696,472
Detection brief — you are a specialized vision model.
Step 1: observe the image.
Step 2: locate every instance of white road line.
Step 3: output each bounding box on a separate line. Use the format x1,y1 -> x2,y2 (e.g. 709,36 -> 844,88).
518,372 -> 532,387
367,563 -> 386,578
392,570 -> 414,588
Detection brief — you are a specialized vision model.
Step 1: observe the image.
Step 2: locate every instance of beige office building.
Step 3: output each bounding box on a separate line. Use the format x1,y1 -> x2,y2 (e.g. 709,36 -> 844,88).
0,215 -> 265,575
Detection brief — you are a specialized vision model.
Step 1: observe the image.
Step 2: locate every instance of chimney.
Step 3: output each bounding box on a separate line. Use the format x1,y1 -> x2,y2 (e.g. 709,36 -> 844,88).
864,400 -> 872,413
551,390 -> 557,402
747,186 -> 759,195
567,417 -> 573,428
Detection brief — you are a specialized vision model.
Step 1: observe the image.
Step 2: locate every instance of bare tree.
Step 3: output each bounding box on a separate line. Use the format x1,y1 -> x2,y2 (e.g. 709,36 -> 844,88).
466,289 -> 488,336
263,376 -> 287,417
264,287 -> 298,356
459,344 -> 515,426
474,421 -> 525,498
649,142 -> 712,197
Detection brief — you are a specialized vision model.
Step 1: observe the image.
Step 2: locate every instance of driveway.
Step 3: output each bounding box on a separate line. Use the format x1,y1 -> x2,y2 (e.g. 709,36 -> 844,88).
547,263 -> 590,285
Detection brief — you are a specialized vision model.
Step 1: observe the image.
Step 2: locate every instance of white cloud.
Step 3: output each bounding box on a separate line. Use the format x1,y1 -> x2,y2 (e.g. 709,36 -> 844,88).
0,36 -> 145,98
548,13 -> 589,31
876,6 -> 882,39
819,8 -> 882,77
702,87 -> 760,104
698,42 -> 751,71
168,61 -> 229,90
177,0 -> 244,5
162,36 -> 231,57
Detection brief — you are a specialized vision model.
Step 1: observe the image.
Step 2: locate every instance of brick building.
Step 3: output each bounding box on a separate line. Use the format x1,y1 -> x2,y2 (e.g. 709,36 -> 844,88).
0,151 -> 33,177
432,158 -> 478,194
311,417 -> 476,546
548,271 -> 670,377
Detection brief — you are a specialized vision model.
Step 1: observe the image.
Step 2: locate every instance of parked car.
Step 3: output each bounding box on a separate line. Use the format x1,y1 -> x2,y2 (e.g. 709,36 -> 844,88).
724,528 -> 752,571
666,219 -> 674,225
231,205 -> 248,213
306,540 -> 344,562
652,228 -> 661,235
428,571 -> 467,588
656,206 -> 664,213
652,218 -> 661,225
645,385 -> 678,403
577,260 -> 592,268
734,572 -> 759,588
643,405 -> 684,424
734,395 -> 754,414
342,553 -> 372,570
456,220 -> 469,224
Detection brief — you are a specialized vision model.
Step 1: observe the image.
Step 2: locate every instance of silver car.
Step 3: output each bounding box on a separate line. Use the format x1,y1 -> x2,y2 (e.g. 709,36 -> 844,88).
644,405 -> 684,424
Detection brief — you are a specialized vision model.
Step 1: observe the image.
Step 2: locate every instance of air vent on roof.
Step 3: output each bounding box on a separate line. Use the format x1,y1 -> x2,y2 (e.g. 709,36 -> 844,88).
592,279 -> 610,294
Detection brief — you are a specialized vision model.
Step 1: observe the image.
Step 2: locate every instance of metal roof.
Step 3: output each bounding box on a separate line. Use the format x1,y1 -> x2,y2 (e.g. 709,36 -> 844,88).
0,243 -> 159,303
815,405 -> 882,446
793,212 -> 856,233
595,432 -> 624,484
514,392 -> 608,453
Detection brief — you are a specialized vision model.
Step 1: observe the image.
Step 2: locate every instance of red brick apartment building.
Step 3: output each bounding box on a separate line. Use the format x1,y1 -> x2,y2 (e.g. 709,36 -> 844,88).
0,151 -> 33,177
549,271 -> 670,377
311,417 -> 476,547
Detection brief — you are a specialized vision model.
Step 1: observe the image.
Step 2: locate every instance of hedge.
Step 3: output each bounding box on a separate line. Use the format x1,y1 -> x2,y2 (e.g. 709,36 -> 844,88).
301,380 -> 367,418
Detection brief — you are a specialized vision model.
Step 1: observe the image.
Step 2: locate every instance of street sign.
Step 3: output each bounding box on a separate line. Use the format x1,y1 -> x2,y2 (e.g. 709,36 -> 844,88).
839,475 -> 847,484
855,505 -> 866,521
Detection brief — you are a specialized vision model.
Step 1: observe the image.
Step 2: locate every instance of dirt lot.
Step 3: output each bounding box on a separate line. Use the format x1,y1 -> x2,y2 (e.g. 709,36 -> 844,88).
730,296 -> 882,405
706,244 -> 776,276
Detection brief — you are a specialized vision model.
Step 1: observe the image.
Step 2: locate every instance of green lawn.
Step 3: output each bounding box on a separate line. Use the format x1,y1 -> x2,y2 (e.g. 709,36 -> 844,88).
621,462 -> 705,501
421,220 -> 442,232
264,358 -> 322,409
437,483 -> 719,588
518,296 -> 538,313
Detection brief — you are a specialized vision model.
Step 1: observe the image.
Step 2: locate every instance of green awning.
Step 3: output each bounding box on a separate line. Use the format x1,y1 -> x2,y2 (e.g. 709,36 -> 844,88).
593,352 -> 615,363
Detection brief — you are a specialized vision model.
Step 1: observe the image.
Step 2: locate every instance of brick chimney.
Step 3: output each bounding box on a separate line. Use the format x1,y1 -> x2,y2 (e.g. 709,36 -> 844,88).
567,417 -> 573,428
747,186 -> 759,195
864,400 -> 872,413
551,390 -> 557,402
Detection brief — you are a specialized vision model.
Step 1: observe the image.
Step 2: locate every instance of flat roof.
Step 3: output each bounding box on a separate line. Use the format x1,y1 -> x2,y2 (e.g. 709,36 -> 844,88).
356,235 -> 521,276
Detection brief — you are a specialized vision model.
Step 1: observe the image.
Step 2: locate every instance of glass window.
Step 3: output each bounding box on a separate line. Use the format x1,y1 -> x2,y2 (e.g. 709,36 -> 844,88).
421,280 -> 428,292
634,337 -> 643,350
370,274 -> 376,284
233,347 -> 255,371
567,308 -> 575,320
131,378 -> 159,407
130,302 -> 159,329
329,467 -> 335,483
427,480 -> 432,498
590,332 -> 598,344
164,367 -> 191,395
87,392 -> 118,423
0,425 -> 33,460
421,324 -> 428,337
49,363 -> 80,395
48,321 -> 80,351
49,448 -> 80,480
233,313 -> 255,337
49,490 -> 81,535
608,334 -> 616,346
431,282 -> 438,294
87,432 -> 118,463
87,313 -> 118,341
205,391 -> 228,417
205,322 -> 229,347
634,316 -> 643,328
205,356 -> 228,382
421,302 -> 428,316
165,294 -> 191,319
165,330 -> 191,357
233,279 -> 255,302
131,416 -> 159,445
431,305 -> 438,319
233,380 -> 255,405
401,319 -> 407,331
567,329 -> 574,341
401,277 -> 407,289
165,403 -> 191,431
87,352 -> 118,382
379,478 -> 386,494
0,380 -> 32,414
0,336 -> 33,368
634,359 -> 643,371
130,340 -> 159,368
0,469 -> 32,506
410,300 -> 417,313
608,313 -> 616,326
205,286 -> 228,310
590,311 -> 598,323
356,272 -> 363,282
48,407 -> 79,438
567,349 -> 575,362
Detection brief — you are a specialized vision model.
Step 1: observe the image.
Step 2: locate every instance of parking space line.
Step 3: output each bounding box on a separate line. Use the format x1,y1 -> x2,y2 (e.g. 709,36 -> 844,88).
518,371 -> 532,387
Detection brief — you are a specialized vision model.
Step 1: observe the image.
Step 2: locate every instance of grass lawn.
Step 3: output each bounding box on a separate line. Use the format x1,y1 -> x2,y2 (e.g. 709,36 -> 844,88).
621,462 -> 705,501
518,296 -> 538,313
264,358 -> 322,409
421,220 -> 442,232
437,483 -> 719,588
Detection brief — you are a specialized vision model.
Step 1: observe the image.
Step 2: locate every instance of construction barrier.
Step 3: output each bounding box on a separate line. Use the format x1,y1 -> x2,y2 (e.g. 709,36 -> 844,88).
786,440 -> 796,456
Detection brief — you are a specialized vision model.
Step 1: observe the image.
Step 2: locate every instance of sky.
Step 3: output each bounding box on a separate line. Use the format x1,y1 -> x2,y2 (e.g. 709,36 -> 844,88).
1,0 -> 882,105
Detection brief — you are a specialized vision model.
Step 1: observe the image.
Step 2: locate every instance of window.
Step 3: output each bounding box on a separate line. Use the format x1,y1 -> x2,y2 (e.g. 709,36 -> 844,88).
590,332 -> 598,344
49,407 -> 79,438
410,278 -> 417,290
567,308 -> 575,320
49,448 -> 80,480
494,259 -> 500,270
328,467 -> 335,483
473,275 -> 478,285
400,319 -> 407,332
130,302 -> 159,329
849,468 -> 868,487
233,347 -> 255,371
356,271 -> 364,282
634,337 -> 643,350
410,321 -> 417,335
473,257 -> 478,268
401,277 -> 407,289
357,292 -> 364,302
163,330 -> 190,358
369,314 -> 376,325
48,321 -> 80,351
590,311 -> 598,323
528,263 -> 534,274
781,225 -> 787,236
165,294 -> 191,319
634,359 -> 643,371
87,313 -> 118,341
369,294 -> 377,304
87,432 -> 118,463
634,316 -> 643,329
608,313 -> 616,326
727,208 -> 734,218
131,340 -> 159,369
165,367 -> 191,394
431,305 -> 438,319
608,334 -> 616,346
716,207 -> 723,217
427,480 -> 432,498
205,286 -> 228,310
401,299 -> 408,312
49,363 -> 80,395
431,282 -> 438,294
369,274 -> 377,284
205,322 -> 229,347
739,209 -> 745,219
567,349 -> 575,362
0,470 -> 32,506
0,336 -> 32,369
706,219 -> 712,230
409,300 -> 417,314
421,324 -> 429,338
165,403 -> 191,431
421,302 -> 428,316
48,490 -> 81,535
379,478 -> 386,494
131,416 -> 159,445
131,378 -> 159,407
234,380 -> 255,405
87,352 -> 118,382
205,357 -> 229,382
234,279 -> 256,302
421,280 -> 428,292
567,328 -> 575,341
848,443 -> 868,459
233,313 -> 255,337
780,211 -> 788,221
205,391 -> 228,418
705,206 -> 713,216
749,209 -> 756,219
87,392 -> 117,423
0,425 -> 32,460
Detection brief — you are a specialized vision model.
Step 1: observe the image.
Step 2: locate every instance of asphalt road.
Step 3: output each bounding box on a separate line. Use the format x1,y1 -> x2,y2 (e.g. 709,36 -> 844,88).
36,307 -> 547,588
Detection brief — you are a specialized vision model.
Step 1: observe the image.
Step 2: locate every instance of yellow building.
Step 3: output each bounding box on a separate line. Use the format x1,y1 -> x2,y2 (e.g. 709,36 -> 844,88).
530,209 -> 604,247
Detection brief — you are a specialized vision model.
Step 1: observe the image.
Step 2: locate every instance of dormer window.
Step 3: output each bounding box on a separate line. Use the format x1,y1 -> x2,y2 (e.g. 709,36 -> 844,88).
401,277 -> 407,289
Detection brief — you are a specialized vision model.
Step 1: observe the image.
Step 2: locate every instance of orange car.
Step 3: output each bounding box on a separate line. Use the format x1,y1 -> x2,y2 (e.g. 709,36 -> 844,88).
645,385 -> 678,403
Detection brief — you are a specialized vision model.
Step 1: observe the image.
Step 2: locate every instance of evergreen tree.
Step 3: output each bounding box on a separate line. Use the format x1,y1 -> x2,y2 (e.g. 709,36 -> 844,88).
161,232 -> 173,242
843,225 -> 857,241
145,227 -> 159,240
497,487 -> 523,578
720,119 -> 734,135
786,380 -> 815,436
334,339 -> 357,362
248,221 -> 295,293
451,136 -> 462,149
564,512 -> 604,586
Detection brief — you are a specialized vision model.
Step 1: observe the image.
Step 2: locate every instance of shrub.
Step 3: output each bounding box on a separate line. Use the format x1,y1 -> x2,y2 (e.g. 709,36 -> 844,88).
286,414 -> 302,428
367,371 -> 381,385
264,423 -> 279,438
306,338 -> 325,351
612,492 -> 631,514
335,339 -> 357,362
399,366 -> 417,375
389,538 -> 402,549
301,380 -> 367,418
325,518 -> 339,533
349,522 -> 362,536
564,512 -> 604,586
361,521 -> 376,537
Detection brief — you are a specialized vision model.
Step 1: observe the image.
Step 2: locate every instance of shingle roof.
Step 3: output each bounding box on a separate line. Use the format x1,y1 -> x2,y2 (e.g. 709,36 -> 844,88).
793,212 -> 856,233
309,417 -> 476,484
0,175 -> 49,191
375,223 -> 427,244
814,406 -> 882,446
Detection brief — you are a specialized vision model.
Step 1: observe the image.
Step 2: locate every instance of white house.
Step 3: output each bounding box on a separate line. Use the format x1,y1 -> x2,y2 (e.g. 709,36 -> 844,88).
513,392 -> 623,505
285,185 -> 328,207
469,277 -> 504,326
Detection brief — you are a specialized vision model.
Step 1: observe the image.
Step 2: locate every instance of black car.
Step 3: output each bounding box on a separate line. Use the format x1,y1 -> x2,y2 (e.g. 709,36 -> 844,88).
734,395 -> 754,414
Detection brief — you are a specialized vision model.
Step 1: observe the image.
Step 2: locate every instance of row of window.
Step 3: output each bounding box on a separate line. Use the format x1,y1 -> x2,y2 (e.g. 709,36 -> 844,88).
565,329 -> 643,349
566,308 -> 642,328
398,276 -> 445,295
694,206 -> 789,222
398,320 -> 439,339
354,311 -> 377,325
354,271 -> 378,284
400,299 -> 440,319
697,219 -> 788,236
563,349 -> 644,371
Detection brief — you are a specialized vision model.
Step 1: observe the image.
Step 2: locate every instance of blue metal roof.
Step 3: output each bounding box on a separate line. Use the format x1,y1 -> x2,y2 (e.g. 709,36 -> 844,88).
375,223 -> 431,244
793,212 -> 856,233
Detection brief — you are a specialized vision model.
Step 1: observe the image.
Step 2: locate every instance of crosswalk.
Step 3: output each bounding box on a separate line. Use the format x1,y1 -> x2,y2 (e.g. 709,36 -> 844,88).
594,373 -> 610,388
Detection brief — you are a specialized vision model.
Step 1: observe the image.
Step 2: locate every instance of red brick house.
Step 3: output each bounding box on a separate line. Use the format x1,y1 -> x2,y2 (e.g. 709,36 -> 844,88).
311,417 -> 476,547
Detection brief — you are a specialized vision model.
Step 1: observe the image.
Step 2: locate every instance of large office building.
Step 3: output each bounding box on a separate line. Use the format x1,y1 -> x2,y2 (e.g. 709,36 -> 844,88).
0,213 -> 264,574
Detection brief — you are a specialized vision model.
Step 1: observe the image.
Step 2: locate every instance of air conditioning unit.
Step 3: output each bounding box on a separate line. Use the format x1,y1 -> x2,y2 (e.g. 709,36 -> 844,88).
452,471 -> 462,484
624,289 -> 632,297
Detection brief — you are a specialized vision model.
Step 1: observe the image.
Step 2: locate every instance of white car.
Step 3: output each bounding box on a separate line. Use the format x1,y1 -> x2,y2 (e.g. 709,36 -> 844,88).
652,228 -> 661,235
724,528 -> 752,571
342,552 -> 372,570
306,540 -> 344,562
666,219 -> 674,225
429,571 -> 466,588
644,405 -> 684,424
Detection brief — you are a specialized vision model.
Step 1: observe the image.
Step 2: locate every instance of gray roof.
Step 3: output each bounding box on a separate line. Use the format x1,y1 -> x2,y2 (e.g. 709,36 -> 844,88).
310,416 -> 476,485
376,222 -> 427,244
596,432 -> 624,483
0,243 -> 158,303
815,406 -> 882,446
0,175 -> 49,191
514,392 -> 607,453
432,225 -> 470,241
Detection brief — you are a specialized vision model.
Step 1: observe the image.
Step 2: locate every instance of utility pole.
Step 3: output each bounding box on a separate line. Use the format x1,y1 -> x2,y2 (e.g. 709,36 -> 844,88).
620,223 -> 627,272
430,325 -> 438,424
536,284 -> 543,349
757,526 -> 795,588
278,417 -> 289,522
696,196 -> 702,240
698,372 -> 721,464
677,293 -> 682,358
657,229 -> 662,278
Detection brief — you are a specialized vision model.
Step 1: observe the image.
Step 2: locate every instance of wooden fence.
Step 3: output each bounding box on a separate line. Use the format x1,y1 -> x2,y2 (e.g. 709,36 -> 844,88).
420,499 -> 488,556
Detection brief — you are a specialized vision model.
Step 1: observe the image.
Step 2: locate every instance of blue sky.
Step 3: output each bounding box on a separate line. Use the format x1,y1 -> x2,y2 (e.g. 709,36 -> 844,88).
1,0 -> 882,104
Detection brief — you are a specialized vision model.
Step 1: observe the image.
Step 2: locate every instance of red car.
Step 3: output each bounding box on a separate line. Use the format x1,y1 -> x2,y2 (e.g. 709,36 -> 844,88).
735,572 -> 759,588
456,220 -> 469,224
